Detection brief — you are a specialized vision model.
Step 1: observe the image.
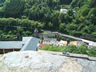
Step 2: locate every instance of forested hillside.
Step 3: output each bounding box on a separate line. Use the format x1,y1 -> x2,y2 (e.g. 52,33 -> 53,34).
0,0 -> 96,41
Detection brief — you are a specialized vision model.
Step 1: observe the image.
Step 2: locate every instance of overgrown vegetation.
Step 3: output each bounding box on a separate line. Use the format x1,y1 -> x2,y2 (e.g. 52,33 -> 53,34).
0,0 -> 96,41
0,18 -> 44,40
40,45 -> 96,57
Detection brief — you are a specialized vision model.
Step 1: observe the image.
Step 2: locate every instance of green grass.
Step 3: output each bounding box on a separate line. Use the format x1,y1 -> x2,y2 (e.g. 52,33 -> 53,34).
40,45 -> 96,57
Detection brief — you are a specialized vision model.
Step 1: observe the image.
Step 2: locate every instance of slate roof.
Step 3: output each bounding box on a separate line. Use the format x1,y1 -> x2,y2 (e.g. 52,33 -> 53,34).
0,41 -> 22,49
22,37 -> 32,43
21,37 -> 40,51
0,37 -> 40,51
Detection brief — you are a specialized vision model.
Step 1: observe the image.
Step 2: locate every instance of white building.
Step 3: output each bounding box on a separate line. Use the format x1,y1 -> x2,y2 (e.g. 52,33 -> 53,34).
43,38 -> 57,45
58,40 -> 67,46
60,9 -> 68,13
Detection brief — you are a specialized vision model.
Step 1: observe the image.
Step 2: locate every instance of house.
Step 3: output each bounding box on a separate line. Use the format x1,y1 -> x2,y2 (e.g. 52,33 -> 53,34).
43,38 -> 57,45
88,42 -> 96,48
69,41 -> 85,46
58,40 -> 67,46
60,9 -> 68,13
0,37 -> 40,54
0,41 -> 22,54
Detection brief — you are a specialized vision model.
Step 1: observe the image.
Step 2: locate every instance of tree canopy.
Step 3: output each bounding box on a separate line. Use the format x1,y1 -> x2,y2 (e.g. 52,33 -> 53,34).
0,0 -> 96,41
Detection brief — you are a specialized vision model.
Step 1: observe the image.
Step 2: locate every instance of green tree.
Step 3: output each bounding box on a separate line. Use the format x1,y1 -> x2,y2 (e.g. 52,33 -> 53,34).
59,23 -> 67,33
3,0 -> 25,17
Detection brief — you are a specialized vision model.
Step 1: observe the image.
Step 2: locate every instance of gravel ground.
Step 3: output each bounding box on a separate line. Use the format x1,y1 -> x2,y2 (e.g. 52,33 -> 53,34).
0,51 -> 96,72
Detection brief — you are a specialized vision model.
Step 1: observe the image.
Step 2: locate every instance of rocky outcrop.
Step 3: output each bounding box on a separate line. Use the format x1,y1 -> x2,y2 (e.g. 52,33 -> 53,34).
0,51 -> 96,72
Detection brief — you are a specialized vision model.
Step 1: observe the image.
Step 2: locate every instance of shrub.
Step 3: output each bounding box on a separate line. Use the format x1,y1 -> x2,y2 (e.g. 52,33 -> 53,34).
40,45 -> 96,57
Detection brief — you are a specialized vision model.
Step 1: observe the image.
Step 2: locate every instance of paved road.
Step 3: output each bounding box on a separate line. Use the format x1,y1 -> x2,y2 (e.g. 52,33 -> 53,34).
53,32 -> 92,41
